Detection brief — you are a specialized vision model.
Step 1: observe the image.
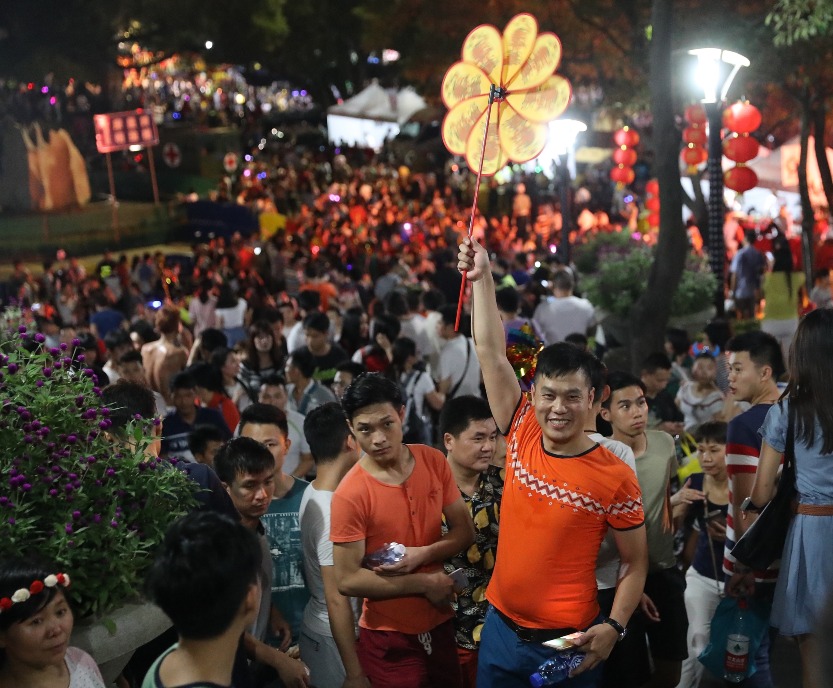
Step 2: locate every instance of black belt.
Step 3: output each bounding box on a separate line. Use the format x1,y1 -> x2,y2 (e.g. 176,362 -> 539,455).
493,607 -> 577,643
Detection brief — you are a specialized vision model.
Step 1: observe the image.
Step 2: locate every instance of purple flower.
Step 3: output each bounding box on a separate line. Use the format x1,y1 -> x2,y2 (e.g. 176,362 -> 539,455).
110,520 -> 118,528
82,368 -> 94,377
35,380 -> 43,388
34,333 -> 45,343
20,483 -> 31,492
66,435 -> 77,444
63,484 -> 74,493
49,489 -> 58,497
23,434 -> 32,443
59,342 -> 67,351
17,326 -> 26,334
105,468 -> 116,477
98,419 -> 112,430
42,367 -> 52,377
51,465 -> 61,473
7,363 -> 18,375
65,523 -> 73,534
49,347 -> 60,357
100,407 -> 111,417
75,395 -> 84,407
76,353 -> 86,362
0,496 -> 7,506
71,338 -> 80,347
86,455 -> 96,464
72,510 -> 81,520
8,518 -> 15,525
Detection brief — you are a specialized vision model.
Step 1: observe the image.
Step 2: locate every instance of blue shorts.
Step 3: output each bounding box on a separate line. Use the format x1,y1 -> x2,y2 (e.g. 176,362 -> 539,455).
476,606 -> 604,688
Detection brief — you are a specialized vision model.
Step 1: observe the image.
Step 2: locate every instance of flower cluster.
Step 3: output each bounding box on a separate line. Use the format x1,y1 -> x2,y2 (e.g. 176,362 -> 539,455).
0,318 -> 197,619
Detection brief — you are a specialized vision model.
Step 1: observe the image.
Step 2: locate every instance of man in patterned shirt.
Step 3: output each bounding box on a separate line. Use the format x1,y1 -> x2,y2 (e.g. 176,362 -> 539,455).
457,237 -> 648,688
440,395 -> 503,688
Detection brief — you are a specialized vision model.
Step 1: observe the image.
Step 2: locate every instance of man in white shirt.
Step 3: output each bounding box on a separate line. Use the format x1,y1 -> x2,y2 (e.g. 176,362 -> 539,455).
258,373 -> 314,479
298,403 -> 367,688
533,268 -> 596,346
436,305 -> 482,399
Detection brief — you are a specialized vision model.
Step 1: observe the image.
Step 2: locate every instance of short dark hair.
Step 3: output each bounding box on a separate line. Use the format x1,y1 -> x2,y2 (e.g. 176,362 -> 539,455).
303,311 -> 330,334
297,290 -> 321,312
384,289 -> 409,318
188,424 -> 227,457
0,558 -> 62,630
693,420 -> 727,445
287,347 -> 316,379
259,372 -> 287,389
213,436 -> 276,485
704,319 -> 732,350
341,372 -> 402,421
665,328 -> 690,357
200,328 -> 228,353
552,268 -> 575,292
104,329 -> 131,352
438,304 -> 459,328
101,380 -> 157,432
640,352 -> 673,375
725,330 -> 785,378
370,313 -> 401,341
585,353 -> 607,398
534,342 -> 596,389
565,332 -> 588,349
439,395 -> 494,437
603,371 -> 646,408
421,288 -> 445,311
210,346 -> 235,372
304,402 -> 350,465
188,362 -> 225,394
495,286 -> 520,314
170,371 -> 196,391
118,349 -> 143,366
144,512 -> 260,640
239,403 -> 289,438
336,361 -> 366,378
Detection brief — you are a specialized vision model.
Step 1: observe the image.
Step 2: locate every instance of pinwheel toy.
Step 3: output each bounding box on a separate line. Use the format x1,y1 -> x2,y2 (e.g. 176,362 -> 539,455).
441,13 -> 572,328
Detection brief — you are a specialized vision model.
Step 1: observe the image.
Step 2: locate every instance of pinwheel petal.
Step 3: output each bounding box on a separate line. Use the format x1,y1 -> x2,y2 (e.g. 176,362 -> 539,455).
443,96 -> 490,155
505,74 -> 572,124
441,61 -> 492,109
505,33 -> 562,91
465,101 -> 507,176
461,24 -> 504,85
499,107 -> 548,164
502,14 -> 538,85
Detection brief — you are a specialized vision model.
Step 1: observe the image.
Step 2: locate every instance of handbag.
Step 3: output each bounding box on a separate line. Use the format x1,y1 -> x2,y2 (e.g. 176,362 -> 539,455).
731,407 -> 796,571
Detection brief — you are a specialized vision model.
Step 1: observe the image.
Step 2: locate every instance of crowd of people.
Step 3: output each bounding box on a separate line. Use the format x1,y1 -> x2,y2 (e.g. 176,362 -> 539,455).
2,145 -> 833,688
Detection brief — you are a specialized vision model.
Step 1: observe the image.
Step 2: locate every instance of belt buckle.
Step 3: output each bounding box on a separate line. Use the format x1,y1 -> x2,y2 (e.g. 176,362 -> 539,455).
516,626 -> 535,642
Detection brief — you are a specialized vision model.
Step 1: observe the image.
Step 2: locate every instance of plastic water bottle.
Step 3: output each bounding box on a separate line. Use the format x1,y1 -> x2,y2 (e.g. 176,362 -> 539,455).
529,652 -> 585,687
724,597 -> 751,683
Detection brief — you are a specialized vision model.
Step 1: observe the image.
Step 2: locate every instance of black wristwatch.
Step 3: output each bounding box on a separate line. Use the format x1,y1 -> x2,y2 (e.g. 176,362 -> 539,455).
602,617 -> 627,642
740,497 -> 764,513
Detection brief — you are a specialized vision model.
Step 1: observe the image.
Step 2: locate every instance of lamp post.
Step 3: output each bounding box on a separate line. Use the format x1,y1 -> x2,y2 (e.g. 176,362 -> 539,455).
547,118 -> 586,264
688,48 -> 750,315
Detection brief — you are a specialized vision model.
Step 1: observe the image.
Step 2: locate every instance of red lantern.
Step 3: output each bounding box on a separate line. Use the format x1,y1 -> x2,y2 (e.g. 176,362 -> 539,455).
684,104 -> 707,125
723,134 -> 759,163
723,101 -> 762,134
646,179 -> 659,195
613,127 -> 640,148
647,211 -> 661,227
683,126 -> 708,147
610,166 -> 635,185
681,145 -> 708,167
612,147 -> 638,166
646,196 -> 661,212
724,165 -> 758,193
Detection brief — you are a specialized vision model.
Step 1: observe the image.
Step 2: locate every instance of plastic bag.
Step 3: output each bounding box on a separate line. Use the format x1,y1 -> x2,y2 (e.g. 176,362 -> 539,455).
698,595 -> 770,680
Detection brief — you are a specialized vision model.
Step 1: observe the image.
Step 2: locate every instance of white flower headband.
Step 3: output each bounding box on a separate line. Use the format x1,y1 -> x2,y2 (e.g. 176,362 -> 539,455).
0,573 -> 71,613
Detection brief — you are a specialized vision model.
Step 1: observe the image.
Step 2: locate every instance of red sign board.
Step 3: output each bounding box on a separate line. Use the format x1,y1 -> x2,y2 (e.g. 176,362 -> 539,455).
94,110 -> 159,154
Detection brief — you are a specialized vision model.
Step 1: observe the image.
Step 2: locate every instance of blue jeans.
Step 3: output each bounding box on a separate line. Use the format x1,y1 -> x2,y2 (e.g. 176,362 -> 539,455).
477,606 -> 604,688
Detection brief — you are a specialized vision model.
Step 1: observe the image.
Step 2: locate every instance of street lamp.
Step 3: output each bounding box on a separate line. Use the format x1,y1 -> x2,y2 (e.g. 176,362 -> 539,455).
547,118 -> 586,264
688,48 -> 750,315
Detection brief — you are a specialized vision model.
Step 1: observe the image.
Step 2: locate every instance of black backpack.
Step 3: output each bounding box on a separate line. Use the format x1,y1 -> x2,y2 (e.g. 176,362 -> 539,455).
401,371 -> 432,445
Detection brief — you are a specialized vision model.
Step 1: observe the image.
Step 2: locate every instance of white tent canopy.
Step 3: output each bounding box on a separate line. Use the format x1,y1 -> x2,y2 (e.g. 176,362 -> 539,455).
748,135 -> 833,205
326,81 -> 428,150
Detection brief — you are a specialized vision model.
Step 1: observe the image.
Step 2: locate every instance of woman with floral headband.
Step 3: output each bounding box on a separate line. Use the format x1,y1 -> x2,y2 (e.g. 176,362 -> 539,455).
0,558 -> 104,688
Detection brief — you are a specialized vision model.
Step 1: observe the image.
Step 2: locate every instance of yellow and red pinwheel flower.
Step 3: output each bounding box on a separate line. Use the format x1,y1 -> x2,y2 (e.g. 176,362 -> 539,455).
441,13 -> 572,177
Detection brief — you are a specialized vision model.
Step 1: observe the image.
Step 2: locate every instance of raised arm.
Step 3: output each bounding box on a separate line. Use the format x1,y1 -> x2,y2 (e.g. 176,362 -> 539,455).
457,237 -> 521,432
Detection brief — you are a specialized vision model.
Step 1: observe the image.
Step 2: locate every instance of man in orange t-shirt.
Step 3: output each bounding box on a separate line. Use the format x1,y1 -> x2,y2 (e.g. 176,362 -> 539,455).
331,373 -> 475,688
458,237 -> 648,688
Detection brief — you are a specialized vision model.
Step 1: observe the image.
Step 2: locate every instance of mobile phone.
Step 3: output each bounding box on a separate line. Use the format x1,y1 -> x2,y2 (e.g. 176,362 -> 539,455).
705,508 -> 724,521
543,632 -> 584,651
449,567 -> 468,593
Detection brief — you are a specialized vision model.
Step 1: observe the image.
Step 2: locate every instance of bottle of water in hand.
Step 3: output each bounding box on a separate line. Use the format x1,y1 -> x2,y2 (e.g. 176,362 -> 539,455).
724,597 -> 751,683
529,652 -> 585,687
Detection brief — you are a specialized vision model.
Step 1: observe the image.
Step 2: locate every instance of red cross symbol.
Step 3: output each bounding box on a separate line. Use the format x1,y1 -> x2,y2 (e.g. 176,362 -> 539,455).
223,152 -> 239,173
163,142 -> 181,168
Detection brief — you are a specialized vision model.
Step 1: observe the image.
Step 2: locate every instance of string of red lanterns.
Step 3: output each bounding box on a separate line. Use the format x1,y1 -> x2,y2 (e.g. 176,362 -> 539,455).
645,178 -> 660,228
722,100 -> 761,193
611,126 -> 639,186
681,104 -> 708,174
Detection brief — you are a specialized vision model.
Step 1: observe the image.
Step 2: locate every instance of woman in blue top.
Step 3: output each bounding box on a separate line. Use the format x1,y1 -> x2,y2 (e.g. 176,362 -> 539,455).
751,308 -> 833,688
677,421 -> 729,688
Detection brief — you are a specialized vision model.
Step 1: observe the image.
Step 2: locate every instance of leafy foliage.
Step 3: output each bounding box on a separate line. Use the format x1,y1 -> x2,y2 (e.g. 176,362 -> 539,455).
0,321 -> 197,619
580,232 -> 717,318
767,0 -> 833,46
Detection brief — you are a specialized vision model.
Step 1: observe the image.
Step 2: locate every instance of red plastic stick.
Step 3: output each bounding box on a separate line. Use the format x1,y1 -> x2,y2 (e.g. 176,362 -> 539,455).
455,87 -> 500,331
